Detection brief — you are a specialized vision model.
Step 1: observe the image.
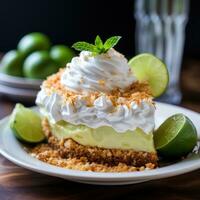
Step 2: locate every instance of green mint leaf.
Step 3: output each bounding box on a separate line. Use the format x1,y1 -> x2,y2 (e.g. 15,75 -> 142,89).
95,35 -> 103,49
103,36 -> 121,51
72,42 -> 97,52
72,35 -> 122,54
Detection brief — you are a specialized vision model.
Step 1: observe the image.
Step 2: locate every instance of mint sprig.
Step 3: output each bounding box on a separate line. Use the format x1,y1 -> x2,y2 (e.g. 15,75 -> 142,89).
95,35 -> 103,49
72,35 -> 121,54
104,36 -> 121,51
71,42 -> 96,52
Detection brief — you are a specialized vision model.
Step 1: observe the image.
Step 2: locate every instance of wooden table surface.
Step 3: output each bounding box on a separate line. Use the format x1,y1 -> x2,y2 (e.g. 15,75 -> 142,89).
0,60 -> 200,200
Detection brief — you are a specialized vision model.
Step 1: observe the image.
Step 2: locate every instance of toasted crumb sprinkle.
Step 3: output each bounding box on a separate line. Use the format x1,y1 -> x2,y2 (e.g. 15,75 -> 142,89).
43,69 -> 153,107
98,79 -> 105,86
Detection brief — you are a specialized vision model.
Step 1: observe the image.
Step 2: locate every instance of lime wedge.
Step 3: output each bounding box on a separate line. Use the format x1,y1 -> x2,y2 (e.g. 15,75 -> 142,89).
10,104 -> 45,143
128,53 -> 169,97
154,114 -> 197,158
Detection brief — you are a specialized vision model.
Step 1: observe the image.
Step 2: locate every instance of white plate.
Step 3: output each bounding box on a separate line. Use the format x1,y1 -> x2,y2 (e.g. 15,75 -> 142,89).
0,102 -> 200,185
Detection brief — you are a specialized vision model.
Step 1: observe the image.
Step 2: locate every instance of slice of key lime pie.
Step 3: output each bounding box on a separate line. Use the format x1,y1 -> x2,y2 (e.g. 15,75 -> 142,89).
36,36 -> 168,170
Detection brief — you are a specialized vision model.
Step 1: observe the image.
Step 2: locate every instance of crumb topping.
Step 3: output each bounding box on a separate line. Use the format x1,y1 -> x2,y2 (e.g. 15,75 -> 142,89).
98,79 -> 105,86
43,69 -> 153,107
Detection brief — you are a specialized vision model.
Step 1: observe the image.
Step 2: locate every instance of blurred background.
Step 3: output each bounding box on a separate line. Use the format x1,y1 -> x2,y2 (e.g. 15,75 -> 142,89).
0,0 -> 199,57
0,0 -> 200,108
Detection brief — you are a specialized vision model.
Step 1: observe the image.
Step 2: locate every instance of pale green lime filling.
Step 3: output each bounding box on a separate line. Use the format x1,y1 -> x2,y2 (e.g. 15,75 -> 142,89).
49,120 -> 156,152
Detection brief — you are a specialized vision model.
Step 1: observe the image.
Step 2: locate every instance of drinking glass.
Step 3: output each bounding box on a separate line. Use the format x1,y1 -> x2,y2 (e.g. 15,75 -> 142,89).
134,0 -> 189,104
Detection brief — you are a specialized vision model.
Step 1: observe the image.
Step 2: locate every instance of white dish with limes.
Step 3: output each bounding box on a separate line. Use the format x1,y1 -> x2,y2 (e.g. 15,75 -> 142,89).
0,32 -> 75,102
0,102 -> 200,185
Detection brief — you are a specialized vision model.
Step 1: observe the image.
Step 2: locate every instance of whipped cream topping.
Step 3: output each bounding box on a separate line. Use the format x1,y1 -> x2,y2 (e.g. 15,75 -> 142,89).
36,90 -> 155,133
61,48 -> 136,94
36,48 -> 155,133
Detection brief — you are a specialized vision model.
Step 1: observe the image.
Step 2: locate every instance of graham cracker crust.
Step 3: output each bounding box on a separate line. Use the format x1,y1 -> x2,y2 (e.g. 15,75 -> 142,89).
28,119 -> 158,172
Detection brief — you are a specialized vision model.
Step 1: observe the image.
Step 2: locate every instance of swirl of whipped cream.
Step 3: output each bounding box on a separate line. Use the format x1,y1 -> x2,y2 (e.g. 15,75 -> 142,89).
36,89 -> 155,133
61,48 -> 136,93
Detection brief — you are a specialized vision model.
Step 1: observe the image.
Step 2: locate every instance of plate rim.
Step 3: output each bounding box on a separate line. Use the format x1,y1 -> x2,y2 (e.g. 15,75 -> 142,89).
0,72 -> 42,89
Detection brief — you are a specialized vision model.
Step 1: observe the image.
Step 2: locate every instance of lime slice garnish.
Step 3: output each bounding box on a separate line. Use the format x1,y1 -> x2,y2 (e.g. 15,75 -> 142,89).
154,114 -> 197,158
128,53 -> 169,97
10,104 -> 45,143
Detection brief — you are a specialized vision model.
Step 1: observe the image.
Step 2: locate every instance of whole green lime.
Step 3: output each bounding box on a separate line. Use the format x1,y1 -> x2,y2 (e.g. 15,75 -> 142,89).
50,45 -> 75,68
23,51 -> 57,79
18,32 -> 51,57
0,50 -> 23,76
